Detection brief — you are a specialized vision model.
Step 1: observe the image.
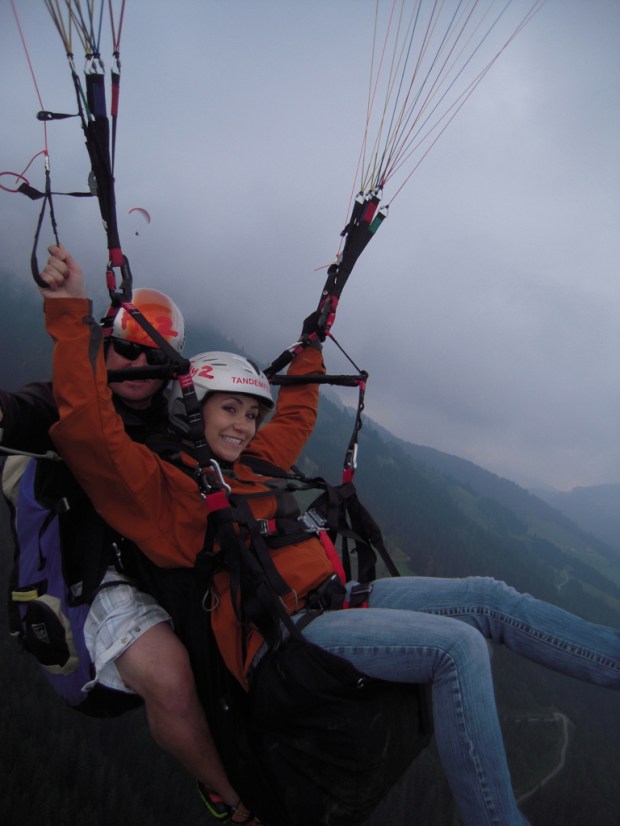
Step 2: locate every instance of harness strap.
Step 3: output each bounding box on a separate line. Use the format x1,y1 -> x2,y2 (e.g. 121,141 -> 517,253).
317,532 -> 347,585
30,158 -> 60,289
240,455 -> 399,583
194,495 -> 300,659
235,500 -> 293,602
262,190 -> 386,381
171,448 -> 400,667
304,573 -> 346,612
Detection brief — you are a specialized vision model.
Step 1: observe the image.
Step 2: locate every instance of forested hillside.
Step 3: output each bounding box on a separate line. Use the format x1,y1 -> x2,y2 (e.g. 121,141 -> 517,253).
1,286 -> 618,825
534,483 -> 620,552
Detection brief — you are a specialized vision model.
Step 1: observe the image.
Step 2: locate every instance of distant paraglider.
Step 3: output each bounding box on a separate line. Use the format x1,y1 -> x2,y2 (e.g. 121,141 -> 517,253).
128,206 -> 151,235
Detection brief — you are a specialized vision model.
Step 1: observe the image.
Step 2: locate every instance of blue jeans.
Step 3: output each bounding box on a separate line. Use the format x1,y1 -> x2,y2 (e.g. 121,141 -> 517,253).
301,576 -> 620,826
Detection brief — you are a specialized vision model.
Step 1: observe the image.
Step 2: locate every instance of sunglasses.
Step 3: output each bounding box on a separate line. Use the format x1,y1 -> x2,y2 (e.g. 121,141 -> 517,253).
110,338 -> 169,366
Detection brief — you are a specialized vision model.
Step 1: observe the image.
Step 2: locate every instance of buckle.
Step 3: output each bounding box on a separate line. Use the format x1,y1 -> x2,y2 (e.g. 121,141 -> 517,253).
305,573 -> 346,611
208,459 -> 232,495
348,582 -> 373,608
350,582 -> 373,597
298,508 -> 327,532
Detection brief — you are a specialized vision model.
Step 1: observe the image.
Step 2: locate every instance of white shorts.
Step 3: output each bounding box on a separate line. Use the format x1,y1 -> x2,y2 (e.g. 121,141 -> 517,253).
82,567 -> 171,694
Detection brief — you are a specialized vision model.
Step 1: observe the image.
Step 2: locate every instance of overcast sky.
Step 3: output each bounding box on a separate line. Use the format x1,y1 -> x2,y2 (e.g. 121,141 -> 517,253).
1,0 -> 618,492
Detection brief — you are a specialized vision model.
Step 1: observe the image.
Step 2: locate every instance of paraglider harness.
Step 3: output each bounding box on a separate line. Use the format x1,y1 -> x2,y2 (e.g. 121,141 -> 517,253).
129,430 -> 432,826
4,452 -> 145,718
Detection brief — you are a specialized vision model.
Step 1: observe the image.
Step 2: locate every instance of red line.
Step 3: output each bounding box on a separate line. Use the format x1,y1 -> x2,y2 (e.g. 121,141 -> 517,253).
9,0 -> 49,153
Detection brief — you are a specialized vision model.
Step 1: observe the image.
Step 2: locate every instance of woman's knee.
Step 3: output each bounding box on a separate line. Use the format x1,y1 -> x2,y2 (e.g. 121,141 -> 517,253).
368,574 -> 521,614
438,621 -> 491,676
468,576 -> 529,613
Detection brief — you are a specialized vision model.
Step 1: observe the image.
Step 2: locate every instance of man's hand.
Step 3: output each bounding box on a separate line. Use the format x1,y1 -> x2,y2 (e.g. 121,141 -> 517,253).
37,245 -> 87,299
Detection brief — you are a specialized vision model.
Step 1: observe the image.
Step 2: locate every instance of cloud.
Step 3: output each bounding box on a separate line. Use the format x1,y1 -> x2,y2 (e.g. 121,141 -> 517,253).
1,0 -> 618,491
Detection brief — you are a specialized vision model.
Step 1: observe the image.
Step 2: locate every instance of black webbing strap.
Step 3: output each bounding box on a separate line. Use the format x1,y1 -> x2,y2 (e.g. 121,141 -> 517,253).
18,182 -> 92,200
269,373 -> 363,387
300,192 -> 386,365
269,369 -> 368,484
240,456 -> 400,583
342,488 -> 400,580
29,159 -> 60,289
263,190 -> 387,379
58,50 -> 128,304
194,492 -> 302,660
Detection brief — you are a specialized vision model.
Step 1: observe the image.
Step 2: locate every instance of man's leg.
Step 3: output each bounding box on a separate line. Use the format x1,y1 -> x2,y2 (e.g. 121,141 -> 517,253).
116,622 -> 242,809
84,572 -> 257,821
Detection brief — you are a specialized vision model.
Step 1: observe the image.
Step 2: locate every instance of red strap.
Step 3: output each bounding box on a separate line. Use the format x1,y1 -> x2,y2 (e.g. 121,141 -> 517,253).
108,247 -> 123,268
318,531 -> 346,585
205,491 -> 230,513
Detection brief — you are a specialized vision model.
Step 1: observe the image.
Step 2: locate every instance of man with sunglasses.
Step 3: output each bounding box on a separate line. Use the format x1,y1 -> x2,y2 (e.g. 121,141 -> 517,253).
0,287 -> 181,446
1,264 -> 256,822
104,288 -> 182,409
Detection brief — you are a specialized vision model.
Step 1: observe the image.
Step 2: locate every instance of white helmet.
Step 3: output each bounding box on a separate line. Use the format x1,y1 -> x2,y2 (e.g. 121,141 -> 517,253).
168,351 -> 273,434
107,288 -> 186,353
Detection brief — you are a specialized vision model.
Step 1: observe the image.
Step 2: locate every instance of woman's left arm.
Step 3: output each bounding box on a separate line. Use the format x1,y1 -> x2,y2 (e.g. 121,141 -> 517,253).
246,345 -> 325,469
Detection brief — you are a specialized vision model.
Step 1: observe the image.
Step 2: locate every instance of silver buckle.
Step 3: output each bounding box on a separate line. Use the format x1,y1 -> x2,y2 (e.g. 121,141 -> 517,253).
298,508 -> 327,532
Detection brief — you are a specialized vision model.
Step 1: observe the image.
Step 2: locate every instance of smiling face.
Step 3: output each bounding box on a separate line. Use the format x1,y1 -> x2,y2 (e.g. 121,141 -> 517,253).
201,392 -> 260,462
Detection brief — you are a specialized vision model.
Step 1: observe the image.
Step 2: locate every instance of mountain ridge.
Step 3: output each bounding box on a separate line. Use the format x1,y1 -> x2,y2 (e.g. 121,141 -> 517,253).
363,414 -> 620,556
533,483 -> 619,552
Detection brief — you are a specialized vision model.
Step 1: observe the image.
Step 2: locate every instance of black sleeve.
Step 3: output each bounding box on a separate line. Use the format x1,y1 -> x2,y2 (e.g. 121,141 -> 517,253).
0,381 -> 59,453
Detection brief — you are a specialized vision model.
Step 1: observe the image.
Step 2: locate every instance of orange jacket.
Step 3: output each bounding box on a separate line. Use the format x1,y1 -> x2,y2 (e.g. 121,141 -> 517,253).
45,298 -> 334,685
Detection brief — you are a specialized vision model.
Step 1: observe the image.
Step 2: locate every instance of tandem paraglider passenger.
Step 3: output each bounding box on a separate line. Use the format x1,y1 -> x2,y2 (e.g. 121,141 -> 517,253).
38,246 -> 620,826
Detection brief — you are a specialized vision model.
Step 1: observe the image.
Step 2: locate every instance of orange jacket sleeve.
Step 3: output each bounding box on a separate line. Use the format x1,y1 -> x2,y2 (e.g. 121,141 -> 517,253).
45,297 -> 203,568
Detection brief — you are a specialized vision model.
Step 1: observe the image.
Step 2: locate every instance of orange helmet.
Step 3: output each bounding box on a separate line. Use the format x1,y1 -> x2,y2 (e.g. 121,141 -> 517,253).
108,288 -> 186,353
